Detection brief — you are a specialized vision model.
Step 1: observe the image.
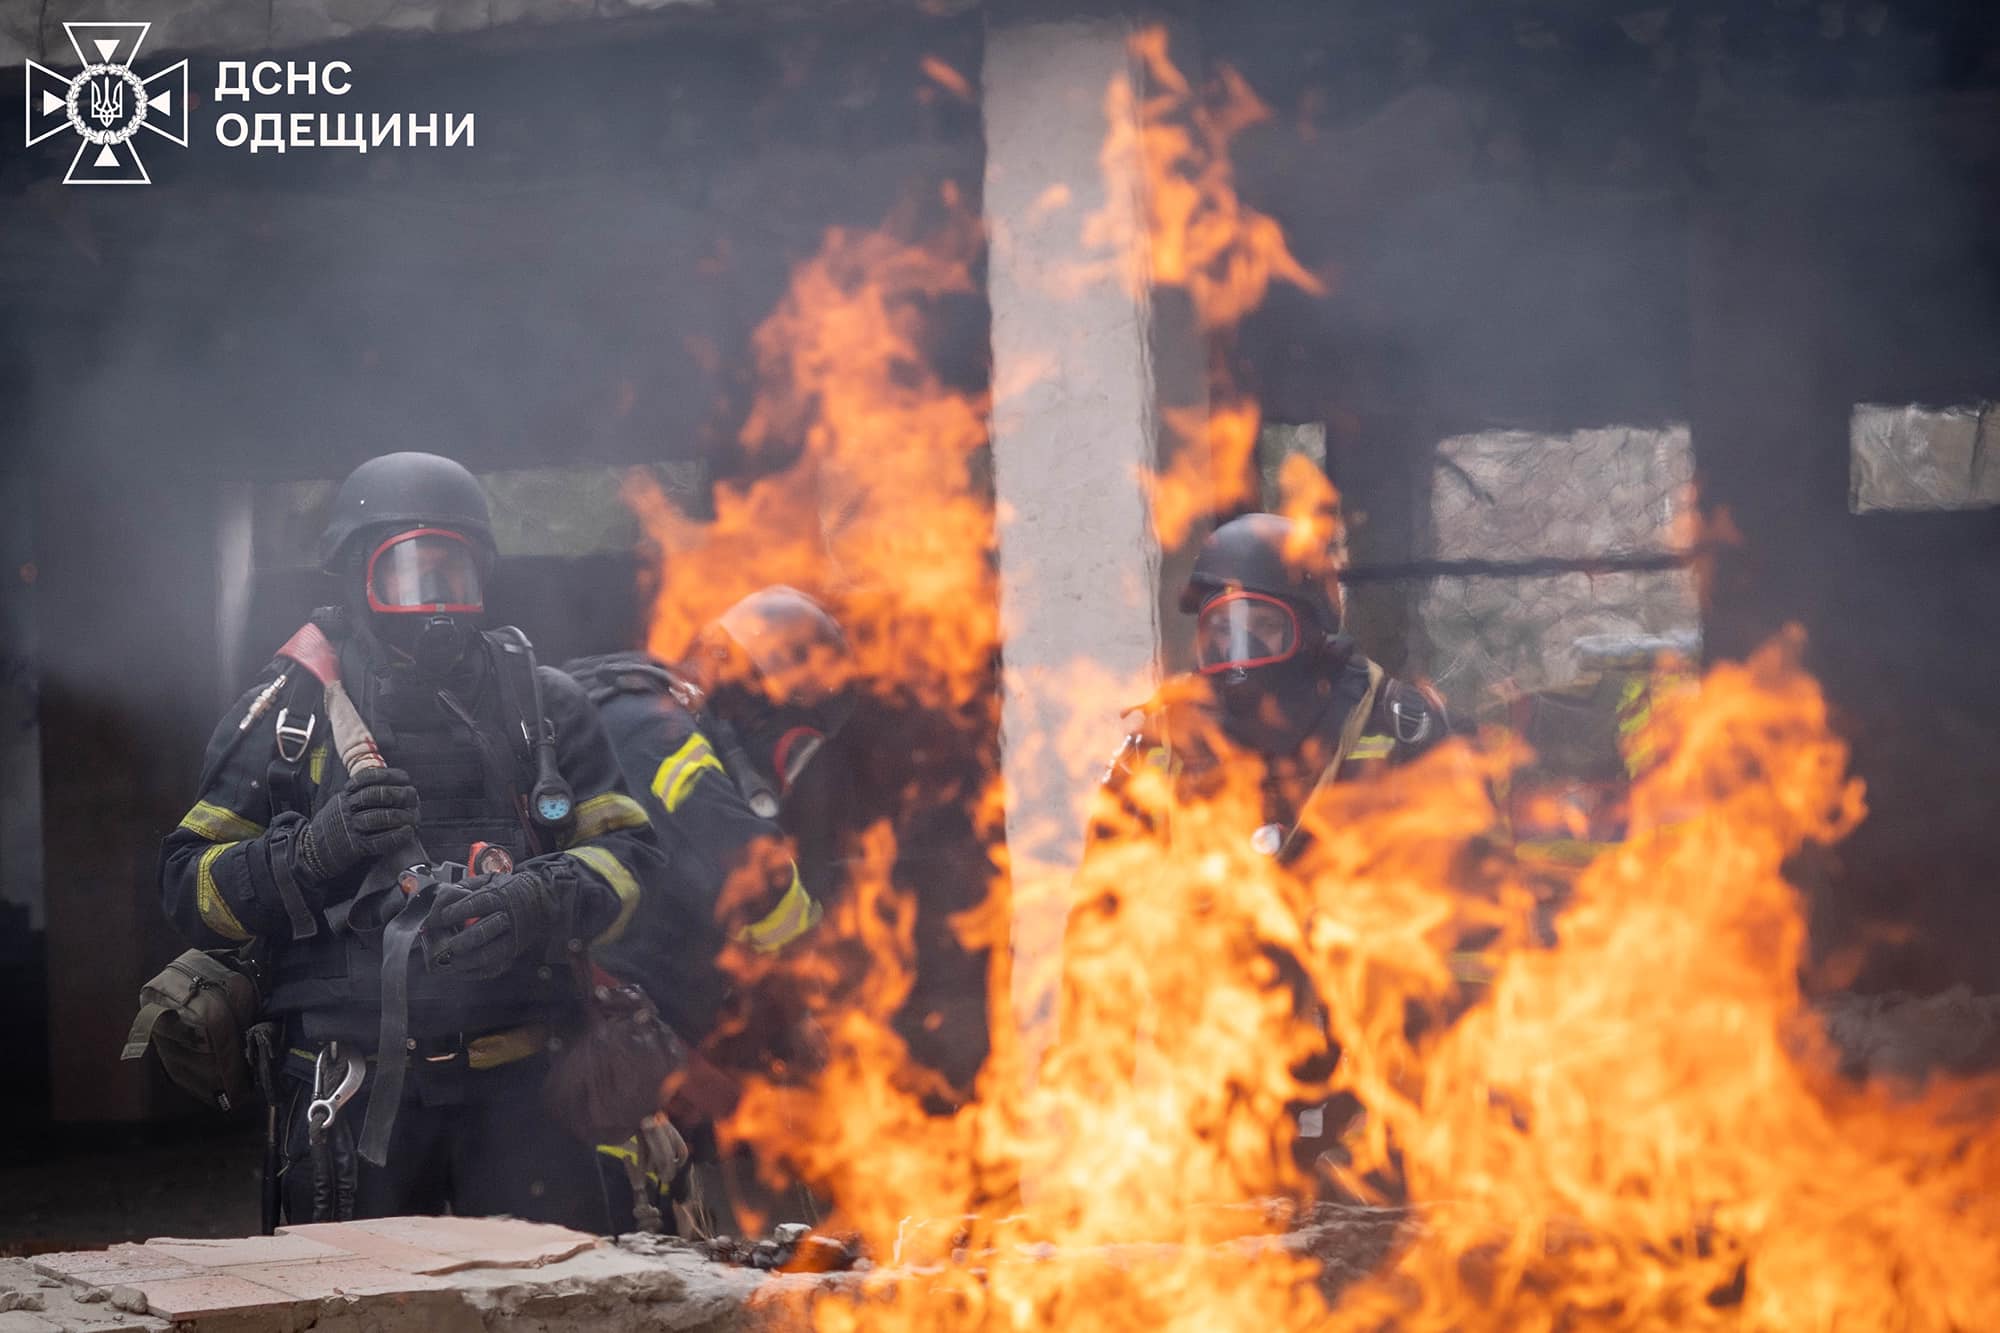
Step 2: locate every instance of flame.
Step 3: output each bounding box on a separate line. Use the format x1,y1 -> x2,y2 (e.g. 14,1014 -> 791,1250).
628,29 -> 2000,1333
1320,636 -> 2000,1331
1083,28 -> 1325,329
1148,398 -> 1262,552
1077,28 -> 1329,549
737,625 -> 2000,1330
633,192 -> 994,714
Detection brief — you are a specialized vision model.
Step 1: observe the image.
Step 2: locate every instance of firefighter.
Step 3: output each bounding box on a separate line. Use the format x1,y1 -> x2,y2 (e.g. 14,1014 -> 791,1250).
159,451 -> 665,1230
1071,512 -> 1448,1187
1091,512 -> 1447,843
566,586 -> 854,1228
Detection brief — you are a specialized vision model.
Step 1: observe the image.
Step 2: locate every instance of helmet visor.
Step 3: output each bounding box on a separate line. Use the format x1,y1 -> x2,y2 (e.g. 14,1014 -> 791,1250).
1195,592 -> 1299,674
366,529 -> 484,614
717,595 -> 852,710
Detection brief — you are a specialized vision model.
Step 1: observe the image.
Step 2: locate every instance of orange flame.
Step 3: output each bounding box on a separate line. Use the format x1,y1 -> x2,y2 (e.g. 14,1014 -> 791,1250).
1084,28 -> 1325,330
1084,28 -> 1325,549
634,193 -> 994,714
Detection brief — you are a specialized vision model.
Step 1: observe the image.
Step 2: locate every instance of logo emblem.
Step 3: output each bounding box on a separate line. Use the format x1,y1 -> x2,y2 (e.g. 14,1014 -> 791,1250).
24,23 -> 187,184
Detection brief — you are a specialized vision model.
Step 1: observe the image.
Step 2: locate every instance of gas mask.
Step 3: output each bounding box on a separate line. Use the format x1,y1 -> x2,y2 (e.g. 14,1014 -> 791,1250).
361,528 -> 486,675
1194,591 -> 1336,756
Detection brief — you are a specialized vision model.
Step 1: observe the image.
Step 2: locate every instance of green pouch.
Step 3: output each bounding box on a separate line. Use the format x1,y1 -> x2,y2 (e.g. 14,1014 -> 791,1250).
122,949 -> 263,1112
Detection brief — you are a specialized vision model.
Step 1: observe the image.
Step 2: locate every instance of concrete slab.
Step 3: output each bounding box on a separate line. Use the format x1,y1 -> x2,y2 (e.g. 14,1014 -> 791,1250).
331,1215 -> 600,1269
28,1247 -> 196,1287
222,1257 -> 451,1299
139,1234 -> 352,1268
118,1272 -> 304,1322
23,1219 -> 791,1331
272,1221 -> 459,1274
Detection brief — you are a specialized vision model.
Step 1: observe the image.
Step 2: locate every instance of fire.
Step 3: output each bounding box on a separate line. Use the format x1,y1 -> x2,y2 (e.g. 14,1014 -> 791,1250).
632,190 -> 994,714
1325,635 -> 2000,1331
1074,27 -> 1329,550
1083,27 -> 1325,329
628,28 -> 2000,1333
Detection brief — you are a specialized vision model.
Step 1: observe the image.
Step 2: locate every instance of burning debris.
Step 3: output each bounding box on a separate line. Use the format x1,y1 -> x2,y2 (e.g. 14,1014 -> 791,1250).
689,1223 -> 869,1274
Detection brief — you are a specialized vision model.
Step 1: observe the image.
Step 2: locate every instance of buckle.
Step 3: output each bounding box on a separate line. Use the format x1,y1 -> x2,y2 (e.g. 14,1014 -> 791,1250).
274,708 -> 317,764
419,1033 -> 467,1064
1390,696 -> 1432,745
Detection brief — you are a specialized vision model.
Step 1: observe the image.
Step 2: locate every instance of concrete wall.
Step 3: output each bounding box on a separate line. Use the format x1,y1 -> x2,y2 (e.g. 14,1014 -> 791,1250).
1418,426 -> 1698,712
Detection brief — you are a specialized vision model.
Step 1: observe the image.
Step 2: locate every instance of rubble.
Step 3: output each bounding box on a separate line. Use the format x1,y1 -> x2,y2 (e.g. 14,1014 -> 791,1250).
0,1208 -> 1414,1330
681,1226 -> 868,1275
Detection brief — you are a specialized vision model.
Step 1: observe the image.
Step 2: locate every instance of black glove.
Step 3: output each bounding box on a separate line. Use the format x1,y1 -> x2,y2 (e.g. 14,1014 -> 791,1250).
296,766 -> 420,887
425,866 -> 566,982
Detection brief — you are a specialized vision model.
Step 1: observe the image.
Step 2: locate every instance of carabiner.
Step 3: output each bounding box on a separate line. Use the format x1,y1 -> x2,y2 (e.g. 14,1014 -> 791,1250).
306,1042 -> 366,1138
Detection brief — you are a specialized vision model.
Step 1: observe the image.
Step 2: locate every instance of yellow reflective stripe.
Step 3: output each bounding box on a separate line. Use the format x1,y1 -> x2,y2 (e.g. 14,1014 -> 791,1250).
566,792 -> 651,845
1348,734 -> 1395,761
733,869 -> 821,954
465,1023 -> 548,1070
1615,676 -> 1650,731
1617,678 -> 1659,775
196,842 -> 252,942
567,844 -> 641,945
1515,837 -> 1616,867
651,735 -> 724,814
307,743 -> 327,786
1449,950 -> 1496,985
178,800 -> 265,844
595,1138 -> 661,1186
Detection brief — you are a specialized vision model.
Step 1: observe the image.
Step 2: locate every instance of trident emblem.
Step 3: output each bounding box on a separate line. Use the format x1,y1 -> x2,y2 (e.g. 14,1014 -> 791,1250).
24,22 -> 190,184
89,75 -> 124,128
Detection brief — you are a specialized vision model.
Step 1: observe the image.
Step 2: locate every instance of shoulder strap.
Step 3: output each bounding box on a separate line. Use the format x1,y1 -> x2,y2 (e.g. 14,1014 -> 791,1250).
482,628 -> 563,854
564,653 -> 680,709
1335,662 -> 1386,775
1276,661 -> 1383,861
259,668 -> 327,942
485,628 -> 546,775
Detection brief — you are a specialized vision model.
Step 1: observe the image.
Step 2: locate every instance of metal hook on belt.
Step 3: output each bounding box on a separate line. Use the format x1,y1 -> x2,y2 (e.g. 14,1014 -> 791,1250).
306,1041 -> 366,1142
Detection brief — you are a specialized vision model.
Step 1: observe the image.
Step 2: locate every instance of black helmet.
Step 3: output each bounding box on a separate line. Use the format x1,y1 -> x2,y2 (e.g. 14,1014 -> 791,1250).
1178,513 -> 1341,633
1180,513 -> 1349,756
318,452 -> 495,573
710,586 -> 854,718
695,587 -> 855,809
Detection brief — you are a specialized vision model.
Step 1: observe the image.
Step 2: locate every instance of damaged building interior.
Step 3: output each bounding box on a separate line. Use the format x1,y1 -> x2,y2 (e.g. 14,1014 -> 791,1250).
1,0 -> 1997,1326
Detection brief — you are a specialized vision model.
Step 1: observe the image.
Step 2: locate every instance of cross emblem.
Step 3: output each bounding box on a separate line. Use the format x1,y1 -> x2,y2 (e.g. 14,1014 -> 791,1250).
24,23 -> 188,185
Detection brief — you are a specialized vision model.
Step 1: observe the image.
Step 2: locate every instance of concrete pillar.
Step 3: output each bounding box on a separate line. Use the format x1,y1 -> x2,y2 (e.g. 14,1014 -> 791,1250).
982,16 -> 1213,1055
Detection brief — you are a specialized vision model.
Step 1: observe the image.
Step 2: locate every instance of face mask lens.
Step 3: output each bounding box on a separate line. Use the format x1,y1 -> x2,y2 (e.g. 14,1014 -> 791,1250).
367,531 -> 483,613
1195,595 -> 1298,673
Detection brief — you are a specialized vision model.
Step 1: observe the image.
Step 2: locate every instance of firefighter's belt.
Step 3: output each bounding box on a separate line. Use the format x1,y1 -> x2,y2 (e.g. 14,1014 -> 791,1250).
418,1024 -> 550,1071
